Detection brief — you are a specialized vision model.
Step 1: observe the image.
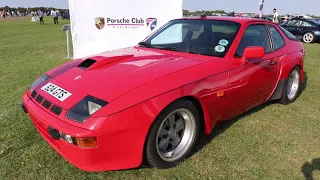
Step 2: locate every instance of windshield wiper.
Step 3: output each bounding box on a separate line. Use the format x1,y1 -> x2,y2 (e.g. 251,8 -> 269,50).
138,42 -> 178,52
154,46 -> 177,52
138,42 -> 153,48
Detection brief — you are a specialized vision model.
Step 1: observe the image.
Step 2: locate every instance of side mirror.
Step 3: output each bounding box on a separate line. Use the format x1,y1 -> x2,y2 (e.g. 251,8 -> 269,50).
241,46 -> 265,65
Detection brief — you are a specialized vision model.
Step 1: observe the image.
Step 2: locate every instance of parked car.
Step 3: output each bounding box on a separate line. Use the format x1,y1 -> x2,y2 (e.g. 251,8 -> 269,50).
281,17 -> 320,43
22,16 -> 305,172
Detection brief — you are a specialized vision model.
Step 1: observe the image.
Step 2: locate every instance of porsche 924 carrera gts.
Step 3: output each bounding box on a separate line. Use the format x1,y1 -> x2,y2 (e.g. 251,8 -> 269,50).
22,15 -> 305,171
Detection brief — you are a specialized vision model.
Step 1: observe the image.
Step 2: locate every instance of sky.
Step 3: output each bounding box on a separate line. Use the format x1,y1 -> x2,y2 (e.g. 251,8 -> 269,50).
0,0 -> 319,16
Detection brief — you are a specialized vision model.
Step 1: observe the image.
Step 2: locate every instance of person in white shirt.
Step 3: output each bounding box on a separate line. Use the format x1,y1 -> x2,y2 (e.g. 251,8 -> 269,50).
273,8 -> 279,24
51,9 -> 59,24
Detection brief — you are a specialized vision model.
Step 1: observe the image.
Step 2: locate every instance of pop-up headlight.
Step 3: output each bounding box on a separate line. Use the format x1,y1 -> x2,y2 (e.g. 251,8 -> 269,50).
30,74 -> 50,91
66,95 -> 108,123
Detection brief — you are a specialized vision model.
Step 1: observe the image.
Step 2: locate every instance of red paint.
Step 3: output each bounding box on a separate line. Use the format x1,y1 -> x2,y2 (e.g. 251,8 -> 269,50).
22,16 -> 305,171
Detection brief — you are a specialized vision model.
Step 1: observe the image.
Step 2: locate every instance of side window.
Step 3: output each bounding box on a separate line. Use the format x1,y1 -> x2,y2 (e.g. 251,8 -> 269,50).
301,21 -> 314,27
235,24 -> 271,57
286,20 -> 297,26
267,25 -> 285,51
295,20 -> 304,26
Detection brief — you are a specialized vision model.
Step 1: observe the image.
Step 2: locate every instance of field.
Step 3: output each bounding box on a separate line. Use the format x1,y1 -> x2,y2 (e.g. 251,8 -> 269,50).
0,18 -> 320,180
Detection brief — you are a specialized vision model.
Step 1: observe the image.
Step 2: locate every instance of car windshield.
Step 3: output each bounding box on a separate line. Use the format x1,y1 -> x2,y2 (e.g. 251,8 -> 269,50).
140,19 -> 241,57
310,19 -> 320,25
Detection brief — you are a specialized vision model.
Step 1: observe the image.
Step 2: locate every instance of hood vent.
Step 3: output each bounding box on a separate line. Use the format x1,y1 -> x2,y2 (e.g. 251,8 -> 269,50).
77,59 -> 97,69
77,55 -> 134,70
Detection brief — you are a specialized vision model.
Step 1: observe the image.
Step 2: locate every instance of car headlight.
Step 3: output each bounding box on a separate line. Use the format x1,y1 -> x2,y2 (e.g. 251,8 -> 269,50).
66,95 -> 108,122
30,74 -> 50,91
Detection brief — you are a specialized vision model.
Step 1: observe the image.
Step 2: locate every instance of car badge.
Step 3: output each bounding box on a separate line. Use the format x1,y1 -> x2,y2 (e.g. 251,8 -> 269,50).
95,17 -> 105,30
74,76 -> 81,80
146,18 -> 157,31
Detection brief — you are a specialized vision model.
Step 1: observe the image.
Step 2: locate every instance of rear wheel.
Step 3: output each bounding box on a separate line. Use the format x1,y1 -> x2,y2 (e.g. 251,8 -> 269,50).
280,67 -> 301,104
146,100 -> 200,169
302,32 -> 316,43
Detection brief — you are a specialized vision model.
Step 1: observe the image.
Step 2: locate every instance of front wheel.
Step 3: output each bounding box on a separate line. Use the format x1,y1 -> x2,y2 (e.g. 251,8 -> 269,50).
302,32 -> 316,43
280,67 -> 301,104
146,100 -> 200,169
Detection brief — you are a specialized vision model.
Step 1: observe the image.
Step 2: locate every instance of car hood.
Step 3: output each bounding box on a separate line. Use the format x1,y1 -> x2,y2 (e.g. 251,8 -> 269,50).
46,47 -> 215,105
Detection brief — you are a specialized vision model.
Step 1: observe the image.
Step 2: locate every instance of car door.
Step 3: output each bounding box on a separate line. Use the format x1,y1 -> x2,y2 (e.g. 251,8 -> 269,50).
224,23 -> 280,120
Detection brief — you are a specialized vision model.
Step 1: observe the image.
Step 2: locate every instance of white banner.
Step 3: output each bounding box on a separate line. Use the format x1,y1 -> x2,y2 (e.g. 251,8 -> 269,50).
68,0 -> 183,58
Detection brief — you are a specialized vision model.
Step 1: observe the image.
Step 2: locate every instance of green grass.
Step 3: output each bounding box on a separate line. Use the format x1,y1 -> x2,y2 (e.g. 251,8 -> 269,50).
1,18 -> 320,179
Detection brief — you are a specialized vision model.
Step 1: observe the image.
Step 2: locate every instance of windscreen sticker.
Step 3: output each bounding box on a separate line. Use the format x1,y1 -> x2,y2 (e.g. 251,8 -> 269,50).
219,39 -> 229,46
215,45 -> 225,53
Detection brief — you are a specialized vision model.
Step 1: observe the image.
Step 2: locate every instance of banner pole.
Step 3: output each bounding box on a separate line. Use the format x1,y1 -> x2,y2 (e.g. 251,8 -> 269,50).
66,30 -> 70,58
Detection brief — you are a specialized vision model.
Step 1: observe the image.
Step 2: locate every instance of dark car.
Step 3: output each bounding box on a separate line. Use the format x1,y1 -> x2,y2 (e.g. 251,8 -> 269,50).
261,16 -> 273,22
281,18 -> 320,43
252,16 -> 274,22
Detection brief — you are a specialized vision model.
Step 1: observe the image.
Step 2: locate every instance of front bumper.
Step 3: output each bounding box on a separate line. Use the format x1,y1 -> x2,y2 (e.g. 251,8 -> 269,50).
316,35 -> 320,42
22,93 -> 150,172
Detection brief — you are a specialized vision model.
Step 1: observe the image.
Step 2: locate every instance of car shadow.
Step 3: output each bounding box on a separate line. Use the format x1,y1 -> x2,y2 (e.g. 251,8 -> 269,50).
301,158 -> 320,180
298,72 -> 308,98
193,101 -> 274,155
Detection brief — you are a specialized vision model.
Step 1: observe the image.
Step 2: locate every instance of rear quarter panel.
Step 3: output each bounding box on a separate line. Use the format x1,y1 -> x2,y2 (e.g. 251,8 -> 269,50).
278,39 -> 305,82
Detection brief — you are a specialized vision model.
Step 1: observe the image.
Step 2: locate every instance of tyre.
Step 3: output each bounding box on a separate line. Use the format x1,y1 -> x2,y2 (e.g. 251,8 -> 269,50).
302,32 -> 316,43
146,100 -> 200,169
280,67 -> 301,104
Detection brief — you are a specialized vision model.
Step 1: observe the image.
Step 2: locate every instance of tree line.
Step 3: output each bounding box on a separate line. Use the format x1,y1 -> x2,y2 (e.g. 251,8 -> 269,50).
183,9 -> 229,16
0,6 -> 68,12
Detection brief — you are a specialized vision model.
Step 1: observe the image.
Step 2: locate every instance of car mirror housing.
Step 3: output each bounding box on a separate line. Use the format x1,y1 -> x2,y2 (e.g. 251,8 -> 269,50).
241,46 -> 265,65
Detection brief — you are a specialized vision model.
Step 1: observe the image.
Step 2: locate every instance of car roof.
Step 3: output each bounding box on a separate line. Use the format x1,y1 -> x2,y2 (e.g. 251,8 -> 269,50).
176,16 -> 269,25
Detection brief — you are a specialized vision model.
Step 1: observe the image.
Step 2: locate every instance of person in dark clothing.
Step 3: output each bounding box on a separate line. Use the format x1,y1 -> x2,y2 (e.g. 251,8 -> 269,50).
39,9 -> 44,25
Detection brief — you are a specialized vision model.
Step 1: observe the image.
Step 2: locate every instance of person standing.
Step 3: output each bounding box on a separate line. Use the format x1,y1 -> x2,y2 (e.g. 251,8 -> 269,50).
51,9 -> 58,24
1,10 -> 5,19
39,9 -> 44,25
273,8 -> 279,24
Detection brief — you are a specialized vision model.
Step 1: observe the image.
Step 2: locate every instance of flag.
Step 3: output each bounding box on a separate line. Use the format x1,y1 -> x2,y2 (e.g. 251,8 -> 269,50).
259,0 -> 265,18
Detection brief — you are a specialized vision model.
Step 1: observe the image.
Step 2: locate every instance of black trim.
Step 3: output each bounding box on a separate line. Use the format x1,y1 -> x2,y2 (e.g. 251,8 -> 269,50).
47,126 -> 60,140
42,100 -> 52,109
269,79 -> 286,101
50,105 -> 63,116
35,95 -> 44,103
21,103 -> 27,113
31,91 -> 38,98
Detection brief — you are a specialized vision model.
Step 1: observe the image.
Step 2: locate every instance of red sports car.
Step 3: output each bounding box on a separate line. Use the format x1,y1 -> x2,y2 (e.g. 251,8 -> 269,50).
22,16 -> 305,171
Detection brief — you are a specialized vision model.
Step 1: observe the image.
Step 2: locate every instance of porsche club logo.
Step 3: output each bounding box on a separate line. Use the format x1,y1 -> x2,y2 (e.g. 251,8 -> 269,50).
95,17 -> 105,30
146,18 -> 157,31
94,17 -> 157,30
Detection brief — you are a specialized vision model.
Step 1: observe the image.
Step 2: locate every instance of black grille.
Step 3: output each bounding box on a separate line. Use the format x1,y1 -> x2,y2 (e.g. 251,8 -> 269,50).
31,91 -> 38,98
35,95 -> 44,103
50,105 -> 62,115
42,100 -> 52,109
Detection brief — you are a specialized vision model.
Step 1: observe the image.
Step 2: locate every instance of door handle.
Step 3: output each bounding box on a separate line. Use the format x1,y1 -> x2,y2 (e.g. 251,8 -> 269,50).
269,60 -> 278,65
